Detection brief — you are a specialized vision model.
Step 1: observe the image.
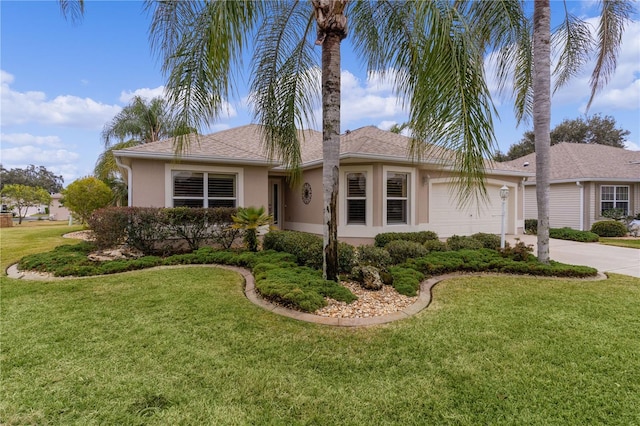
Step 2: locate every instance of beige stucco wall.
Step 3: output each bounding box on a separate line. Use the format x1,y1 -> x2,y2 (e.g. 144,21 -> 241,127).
130,159 -> 270,208
283,162 -> 525,239
131,159 -> 166,206
49,194 -> 71,221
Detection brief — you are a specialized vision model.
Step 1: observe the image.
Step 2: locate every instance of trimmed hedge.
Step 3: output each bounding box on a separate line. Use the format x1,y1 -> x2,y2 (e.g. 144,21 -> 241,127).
525,219 -> 538,234
446,235 -> 483,251
374,231 -> 439,247
550,227 -> 599,242
262,230 -> 354,273
88,206 -> 240,254
591,220 -> 627,237
385,240 -> 428,265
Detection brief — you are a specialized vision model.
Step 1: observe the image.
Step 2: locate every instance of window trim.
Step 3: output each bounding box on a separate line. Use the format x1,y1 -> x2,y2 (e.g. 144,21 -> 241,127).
165,164 -> 244,208
340,165 -> 373,227
600,184 -> 630,216
383,165 -> 416,227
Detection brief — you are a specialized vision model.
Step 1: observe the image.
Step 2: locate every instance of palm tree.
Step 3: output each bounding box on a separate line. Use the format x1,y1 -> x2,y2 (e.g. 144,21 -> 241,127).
102,95 -> 189,148
232,206 -> 273,252
503,0 -> 634,263
147,1 -> 526,281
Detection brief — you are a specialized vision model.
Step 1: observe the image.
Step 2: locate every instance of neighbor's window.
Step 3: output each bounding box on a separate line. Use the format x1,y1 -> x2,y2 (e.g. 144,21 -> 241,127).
601,185 -> 629,216
173,171 -> 236,208
386,172 -> 408,224
346,172 -> 367,224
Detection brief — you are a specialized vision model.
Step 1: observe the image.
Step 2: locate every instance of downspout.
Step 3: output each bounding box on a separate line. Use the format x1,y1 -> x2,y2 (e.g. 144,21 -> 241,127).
576,181 -> 584,231
115,155 -> 133,207
521,178 -> 527,234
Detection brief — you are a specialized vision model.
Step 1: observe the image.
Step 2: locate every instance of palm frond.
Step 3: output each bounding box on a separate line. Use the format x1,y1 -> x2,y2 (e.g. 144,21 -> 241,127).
249,0 -> 319,183
587,0 -> 634,110
58,0 -> 84,24
551,13 -> 593,93
147,0 -> 263,154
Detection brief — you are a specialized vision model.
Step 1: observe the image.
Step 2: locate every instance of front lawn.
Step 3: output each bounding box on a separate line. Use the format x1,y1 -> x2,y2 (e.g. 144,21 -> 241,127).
599,237 -> 640,249
1,227 -> 639,424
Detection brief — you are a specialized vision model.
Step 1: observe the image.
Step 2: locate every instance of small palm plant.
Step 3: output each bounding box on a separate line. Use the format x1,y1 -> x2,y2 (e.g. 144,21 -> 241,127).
232,206 -> 273,252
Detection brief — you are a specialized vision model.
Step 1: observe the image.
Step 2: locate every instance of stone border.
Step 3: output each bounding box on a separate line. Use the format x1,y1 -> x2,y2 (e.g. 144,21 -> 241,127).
5,263 -> 608,327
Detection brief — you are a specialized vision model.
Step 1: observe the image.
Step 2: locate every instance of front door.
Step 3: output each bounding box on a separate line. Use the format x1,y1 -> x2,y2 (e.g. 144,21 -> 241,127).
268,178 -> 283,229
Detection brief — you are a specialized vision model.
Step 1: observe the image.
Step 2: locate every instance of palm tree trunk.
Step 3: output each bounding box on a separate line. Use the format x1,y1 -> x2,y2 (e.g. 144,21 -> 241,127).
314,0 -> 348,281
533,0 -> 551,264
321,31 -> 342,281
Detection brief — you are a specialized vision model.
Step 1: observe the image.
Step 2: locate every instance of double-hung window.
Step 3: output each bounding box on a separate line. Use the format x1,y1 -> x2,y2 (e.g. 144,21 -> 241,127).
346,172 -> 367,224
600,185 -> 629,215
386,172 -> 408,224
172,171 -> 236,208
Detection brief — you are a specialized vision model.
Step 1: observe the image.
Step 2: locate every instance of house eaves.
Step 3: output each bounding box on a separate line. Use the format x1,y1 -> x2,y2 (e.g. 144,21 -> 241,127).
113,150 -> 280,167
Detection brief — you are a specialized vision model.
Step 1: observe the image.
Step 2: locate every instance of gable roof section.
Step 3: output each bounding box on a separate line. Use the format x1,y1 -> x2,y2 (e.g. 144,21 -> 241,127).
114,124 -> 531,176
502,143 -> 640,182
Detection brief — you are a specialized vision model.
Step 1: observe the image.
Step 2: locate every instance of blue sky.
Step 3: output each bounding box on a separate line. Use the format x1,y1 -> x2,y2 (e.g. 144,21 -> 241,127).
1,1 -> 639,186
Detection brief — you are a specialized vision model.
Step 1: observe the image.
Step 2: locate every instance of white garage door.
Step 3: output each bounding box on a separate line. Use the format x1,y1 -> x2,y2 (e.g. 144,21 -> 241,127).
429,183 -> 504,237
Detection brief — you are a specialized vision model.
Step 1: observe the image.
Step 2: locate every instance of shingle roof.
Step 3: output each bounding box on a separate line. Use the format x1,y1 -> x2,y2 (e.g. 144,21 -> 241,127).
114,124 -> 531,175
502,143 -> 640,181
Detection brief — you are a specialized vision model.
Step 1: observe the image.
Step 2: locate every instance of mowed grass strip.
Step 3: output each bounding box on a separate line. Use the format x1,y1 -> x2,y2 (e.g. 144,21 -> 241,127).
599,237 -> 640,249
2,269 -> 639,425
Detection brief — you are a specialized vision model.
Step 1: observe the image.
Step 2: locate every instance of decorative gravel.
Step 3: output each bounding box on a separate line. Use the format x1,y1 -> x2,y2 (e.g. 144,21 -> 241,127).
314,281 -> 418,318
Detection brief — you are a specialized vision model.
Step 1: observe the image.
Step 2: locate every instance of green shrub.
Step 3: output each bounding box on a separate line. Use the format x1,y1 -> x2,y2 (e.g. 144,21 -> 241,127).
388,266 -> 425,296
385,240 -> 428,265
549,227 -> 599,242
500,239 -> 535,262
88,207 -> 129,250
525,219 -> 538,234
355,245 -> 392,269
591,220 -> 627,237
446,235 -> 483,251
374,231 -> 439,248
423,239 -> 448,252
262,230 -> 354,273
470,233 -> 502,250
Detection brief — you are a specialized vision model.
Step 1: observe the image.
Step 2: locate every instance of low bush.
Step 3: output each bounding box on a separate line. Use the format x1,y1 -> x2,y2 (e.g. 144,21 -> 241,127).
550,227 -> 600,242
388,266 -> 425,296
385,240 -> 428,265
423,239 -> 448,252
262,230 -> 354,273
591,220 -> 627,237
470,233 -> 502,250
525,219 -> 538,235
87,207 -> 129,249
400,249 -> 596,278
254,267 -> 357,312
355,245 -> 392,269
500,239 -> 535,261
374,231 -> 439,248
446,235 -> 483,251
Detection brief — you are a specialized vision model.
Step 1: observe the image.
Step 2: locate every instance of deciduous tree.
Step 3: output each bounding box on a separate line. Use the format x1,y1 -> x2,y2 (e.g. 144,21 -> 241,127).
0,184 -> 52,224
61,177 -> 113,224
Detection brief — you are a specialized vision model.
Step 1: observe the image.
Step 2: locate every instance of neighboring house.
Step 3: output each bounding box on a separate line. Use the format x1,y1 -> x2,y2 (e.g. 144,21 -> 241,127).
114,124 -> 533,245
502,143 -> 640,231
49,193 -> 71,221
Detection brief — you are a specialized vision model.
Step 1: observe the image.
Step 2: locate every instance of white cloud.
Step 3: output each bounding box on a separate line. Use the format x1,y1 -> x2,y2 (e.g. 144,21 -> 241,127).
0,70 -> 121,129
0,133 -> 63,148
1,145 -> 80,164
340,70 -> 407,128
119,86 -> 167,103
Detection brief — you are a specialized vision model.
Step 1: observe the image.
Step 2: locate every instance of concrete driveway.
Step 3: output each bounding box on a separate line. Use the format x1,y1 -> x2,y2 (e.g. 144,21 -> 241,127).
508,234 -> 640,278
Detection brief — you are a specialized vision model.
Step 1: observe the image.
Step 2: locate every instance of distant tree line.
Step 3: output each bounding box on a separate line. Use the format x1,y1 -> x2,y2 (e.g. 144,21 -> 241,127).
0,164 -> 64,193
494,115 -> 630,162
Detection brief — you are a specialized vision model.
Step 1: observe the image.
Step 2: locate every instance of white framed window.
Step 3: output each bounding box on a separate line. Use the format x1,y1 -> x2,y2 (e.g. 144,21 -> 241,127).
383,166 -> 415,226
165,164 -> 243,208
601,185 -> 629,215
340,166 -> 373,228
346,172 -> 367,224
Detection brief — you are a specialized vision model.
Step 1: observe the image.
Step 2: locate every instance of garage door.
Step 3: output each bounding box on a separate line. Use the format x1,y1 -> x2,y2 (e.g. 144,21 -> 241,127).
429,183 -> 504,237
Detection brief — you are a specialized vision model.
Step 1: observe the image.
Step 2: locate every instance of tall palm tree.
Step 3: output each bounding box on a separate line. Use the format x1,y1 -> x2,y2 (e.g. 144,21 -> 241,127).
504,0 -> 634,263
147,0 -> 526,281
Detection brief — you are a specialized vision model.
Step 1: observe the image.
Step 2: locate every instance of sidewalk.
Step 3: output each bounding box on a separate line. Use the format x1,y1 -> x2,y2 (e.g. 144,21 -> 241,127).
508,234 -> 640,278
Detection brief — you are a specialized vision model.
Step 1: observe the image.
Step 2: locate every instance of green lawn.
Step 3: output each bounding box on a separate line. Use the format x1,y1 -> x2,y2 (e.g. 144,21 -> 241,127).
2,227 -> 639,425
599,237 -> 640,249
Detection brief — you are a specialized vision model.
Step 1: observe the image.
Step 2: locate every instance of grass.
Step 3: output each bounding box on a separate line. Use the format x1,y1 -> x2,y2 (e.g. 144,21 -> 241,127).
1,227 -> 640,424
599,237 -> 640,249
0,221 -> 83,272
